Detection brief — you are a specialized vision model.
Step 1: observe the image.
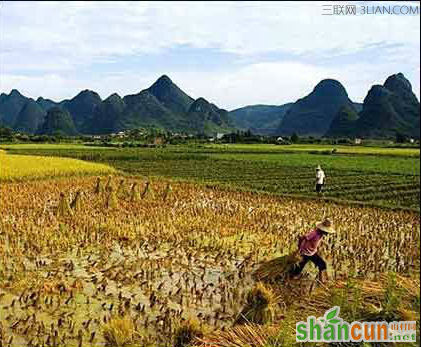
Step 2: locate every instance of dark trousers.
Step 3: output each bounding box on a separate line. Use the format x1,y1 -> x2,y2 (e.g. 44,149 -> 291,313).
291,253 -> 327,276
316,184 -> 324,193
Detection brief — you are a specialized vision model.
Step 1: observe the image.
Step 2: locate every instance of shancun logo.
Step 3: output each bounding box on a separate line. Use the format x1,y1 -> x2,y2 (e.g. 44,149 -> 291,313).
296,306 -> 417,343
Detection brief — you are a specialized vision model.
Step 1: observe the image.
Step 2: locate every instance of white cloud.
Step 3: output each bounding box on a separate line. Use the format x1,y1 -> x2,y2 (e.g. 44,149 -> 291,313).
2,2 -> 419,58
0,1 -> 419,107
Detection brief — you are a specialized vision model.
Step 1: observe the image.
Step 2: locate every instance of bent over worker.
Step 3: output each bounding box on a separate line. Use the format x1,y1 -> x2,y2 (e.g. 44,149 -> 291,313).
290,218 -> 335,283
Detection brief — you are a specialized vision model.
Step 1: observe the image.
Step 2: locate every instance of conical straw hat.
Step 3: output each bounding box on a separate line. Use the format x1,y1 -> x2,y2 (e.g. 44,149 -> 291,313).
316,218 -> 335,234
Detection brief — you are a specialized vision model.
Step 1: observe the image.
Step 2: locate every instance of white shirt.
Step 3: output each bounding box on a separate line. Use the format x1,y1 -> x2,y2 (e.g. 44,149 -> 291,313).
316,170 -> 325,185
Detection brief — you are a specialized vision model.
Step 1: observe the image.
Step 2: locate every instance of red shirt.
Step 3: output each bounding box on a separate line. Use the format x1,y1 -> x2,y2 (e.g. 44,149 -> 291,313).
299,229 -> 323,256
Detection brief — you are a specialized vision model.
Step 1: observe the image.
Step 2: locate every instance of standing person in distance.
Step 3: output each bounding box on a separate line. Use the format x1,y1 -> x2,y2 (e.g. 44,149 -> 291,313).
315,165 -> 326,196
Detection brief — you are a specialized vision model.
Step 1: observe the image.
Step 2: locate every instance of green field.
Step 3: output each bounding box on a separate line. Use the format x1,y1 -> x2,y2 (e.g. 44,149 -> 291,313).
2,143 -> 419,156
2,143 -> 420,210
205,143 -> 421,157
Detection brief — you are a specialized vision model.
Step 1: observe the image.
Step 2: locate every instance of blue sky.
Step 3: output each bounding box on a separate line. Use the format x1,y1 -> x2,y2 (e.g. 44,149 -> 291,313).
0,1 -> 419,110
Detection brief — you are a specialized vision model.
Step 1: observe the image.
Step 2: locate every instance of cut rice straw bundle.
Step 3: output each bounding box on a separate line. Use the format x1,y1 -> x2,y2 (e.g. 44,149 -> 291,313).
130,183 -> 141,202
57,193 -> 73,217
106,187 -> 118,209
102,316 -> 134,347
163,183 -> 173,201
70,190 -> 83,212
117,179 -> 127,197
235,282 -> 280,325
195,324 -> 275,347
94,177 -> 103,194
105,175 -> 113,192
296,273 -> 420,319
173,317 -> 206,347
142,181 -> 155,199
254,251 -> 301,282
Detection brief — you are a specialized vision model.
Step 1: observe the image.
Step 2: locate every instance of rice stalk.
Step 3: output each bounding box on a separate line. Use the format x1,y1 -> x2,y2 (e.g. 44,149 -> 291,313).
102,316 -> 135,347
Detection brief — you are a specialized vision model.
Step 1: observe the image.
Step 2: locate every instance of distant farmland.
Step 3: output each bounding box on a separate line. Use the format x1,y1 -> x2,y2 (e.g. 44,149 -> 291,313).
4,143 -> 419,210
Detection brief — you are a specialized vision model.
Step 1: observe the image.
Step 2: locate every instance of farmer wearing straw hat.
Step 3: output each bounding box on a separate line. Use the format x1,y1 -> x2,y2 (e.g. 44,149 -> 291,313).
290,218 -> 335,283
315,165 -> 326,196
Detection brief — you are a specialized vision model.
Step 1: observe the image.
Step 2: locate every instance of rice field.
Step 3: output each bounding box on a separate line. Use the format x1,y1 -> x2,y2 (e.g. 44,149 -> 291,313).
4,144 -> 419,210
0,175 -> 419,346
3,143 -> 419,157
0,150 -> 115,182
205,144 -> 421,157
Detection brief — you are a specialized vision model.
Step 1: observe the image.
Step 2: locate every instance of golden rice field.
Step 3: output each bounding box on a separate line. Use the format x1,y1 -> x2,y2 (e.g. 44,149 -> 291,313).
0,175 -> 419,346
0,150 -> 115,182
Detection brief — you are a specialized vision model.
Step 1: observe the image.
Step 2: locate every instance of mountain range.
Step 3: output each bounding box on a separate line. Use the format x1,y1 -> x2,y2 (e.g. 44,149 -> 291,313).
326,73 -> 420,139
0,75 -> 234,136
233,73 -> 418,139
0,73 -> 419,139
